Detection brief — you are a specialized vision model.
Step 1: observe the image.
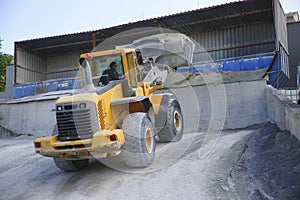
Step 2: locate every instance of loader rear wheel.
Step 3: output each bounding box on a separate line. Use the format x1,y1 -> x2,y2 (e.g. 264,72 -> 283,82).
122,113 -> 156,167
53,158 -> 89,171
158,99 -> 183,142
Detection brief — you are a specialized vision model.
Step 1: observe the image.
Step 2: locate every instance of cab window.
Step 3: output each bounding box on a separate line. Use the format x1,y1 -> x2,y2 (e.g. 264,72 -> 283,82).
88,54 -> 124,78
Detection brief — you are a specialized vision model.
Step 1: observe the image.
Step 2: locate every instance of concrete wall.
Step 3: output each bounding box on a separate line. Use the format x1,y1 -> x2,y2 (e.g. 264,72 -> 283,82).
0,66 -> 15,100
265,85 -> 300,140
0,99 -> 57,137
0,80 -> 268,137
172,80 -> 268,132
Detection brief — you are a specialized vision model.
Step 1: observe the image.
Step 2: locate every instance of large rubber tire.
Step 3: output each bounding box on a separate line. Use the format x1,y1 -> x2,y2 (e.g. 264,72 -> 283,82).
122,113 -> 156,167
53,158 -> 89,171
51,124 -> 89,171
158,99 -> 183,142
148,106 -> 155,126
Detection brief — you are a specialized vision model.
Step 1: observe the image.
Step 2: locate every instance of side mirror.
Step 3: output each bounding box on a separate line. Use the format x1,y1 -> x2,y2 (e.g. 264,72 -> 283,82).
136,49 -> 143,65
79,58 -> 86,67
99,75 -> 109,86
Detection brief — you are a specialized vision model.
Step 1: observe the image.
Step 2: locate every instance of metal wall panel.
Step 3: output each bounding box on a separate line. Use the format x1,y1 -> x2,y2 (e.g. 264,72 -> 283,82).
46,71 -> 79,80
274,0 -> 288,50
287,22 -> 300,67
16,47 -> 45,83
286,22 -> 300,87
274,0 -> 289,82
188,22 -> 275,63
16,68 -> 44,84
45,52 -> 83,80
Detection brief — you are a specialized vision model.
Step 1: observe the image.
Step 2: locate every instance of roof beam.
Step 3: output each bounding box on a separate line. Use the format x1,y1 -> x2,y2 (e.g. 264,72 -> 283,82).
31,40 -> 93,51
30,31 -> 114,52
193,40 -> 275,54
168,8 -> 272,29
153,19 -> 169,29
16,44 -> 46,58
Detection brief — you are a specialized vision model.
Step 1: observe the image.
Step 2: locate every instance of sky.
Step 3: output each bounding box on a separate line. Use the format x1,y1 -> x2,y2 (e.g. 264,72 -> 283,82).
0,0 -> 299,55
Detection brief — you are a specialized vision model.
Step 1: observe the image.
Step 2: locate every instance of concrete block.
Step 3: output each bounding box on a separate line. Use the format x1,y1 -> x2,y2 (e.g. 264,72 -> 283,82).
265,85 -> 300,141
173,80 -> 267,132
0,66 -> 15,100
0,100 -> 56,137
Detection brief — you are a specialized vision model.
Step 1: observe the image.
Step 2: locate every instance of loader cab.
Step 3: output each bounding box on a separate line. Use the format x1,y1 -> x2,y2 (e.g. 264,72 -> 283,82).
79,49 -> 139,88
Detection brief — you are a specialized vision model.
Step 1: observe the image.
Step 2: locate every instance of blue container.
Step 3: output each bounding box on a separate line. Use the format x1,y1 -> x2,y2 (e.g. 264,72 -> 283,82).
13,78 -> 81,99
178,52 -> 276,74
45,78 -> 80,92
23,83 -> 35,97
14,86 -> 24,98
13,83 -> 36,98
45,80 -> 58,92
35,82 -> 45,94
243,58 -> 258,70
224,60 -> 241,71
57,79 -> 73,90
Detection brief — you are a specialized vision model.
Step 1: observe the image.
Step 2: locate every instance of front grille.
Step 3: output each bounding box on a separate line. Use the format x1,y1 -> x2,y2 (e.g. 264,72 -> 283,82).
56,109 -> 93,141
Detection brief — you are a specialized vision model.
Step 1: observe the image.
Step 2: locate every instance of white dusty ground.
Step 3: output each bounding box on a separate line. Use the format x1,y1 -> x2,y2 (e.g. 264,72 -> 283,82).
0,123 -> 299,200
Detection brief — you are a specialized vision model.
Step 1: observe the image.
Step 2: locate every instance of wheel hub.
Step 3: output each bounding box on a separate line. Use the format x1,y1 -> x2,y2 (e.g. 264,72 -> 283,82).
145,127 -> 154,153
174,111 -> 182,132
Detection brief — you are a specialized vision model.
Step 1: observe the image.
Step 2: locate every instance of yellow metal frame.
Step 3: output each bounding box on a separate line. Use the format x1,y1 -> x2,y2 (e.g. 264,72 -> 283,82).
80,48 -> 136,59
34,129 -> 125,159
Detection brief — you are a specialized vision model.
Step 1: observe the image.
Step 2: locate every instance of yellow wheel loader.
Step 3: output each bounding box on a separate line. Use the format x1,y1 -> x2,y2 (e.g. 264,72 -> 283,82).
33,48 -> 183,171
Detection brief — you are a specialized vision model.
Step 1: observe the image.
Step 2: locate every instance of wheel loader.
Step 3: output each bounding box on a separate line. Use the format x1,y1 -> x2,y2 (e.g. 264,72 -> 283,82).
33,48 -> 183,171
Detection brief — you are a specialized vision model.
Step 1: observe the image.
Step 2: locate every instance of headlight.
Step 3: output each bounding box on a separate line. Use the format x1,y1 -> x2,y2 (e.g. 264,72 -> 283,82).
79,103 -> 86,109
57,105 -> 63,111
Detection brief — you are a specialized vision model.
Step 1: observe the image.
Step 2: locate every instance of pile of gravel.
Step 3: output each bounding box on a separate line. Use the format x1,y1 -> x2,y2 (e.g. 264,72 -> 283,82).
0,126 -> 20,139
230,123 -> 300,199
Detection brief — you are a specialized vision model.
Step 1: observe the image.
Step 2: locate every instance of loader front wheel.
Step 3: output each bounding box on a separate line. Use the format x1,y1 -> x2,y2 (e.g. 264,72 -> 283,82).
53,158 -> 89,171
51,125 -> 89,171
158,99 -> 183,142
122,113 -> 156,167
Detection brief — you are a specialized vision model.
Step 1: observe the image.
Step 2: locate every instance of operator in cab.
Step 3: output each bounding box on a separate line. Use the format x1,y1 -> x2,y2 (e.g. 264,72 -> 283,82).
103,61 -> 120,81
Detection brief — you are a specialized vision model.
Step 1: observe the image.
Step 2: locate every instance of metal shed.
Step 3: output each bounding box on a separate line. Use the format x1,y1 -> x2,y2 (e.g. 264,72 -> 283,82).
14,0 -> 289,93
286,21 -> 300,87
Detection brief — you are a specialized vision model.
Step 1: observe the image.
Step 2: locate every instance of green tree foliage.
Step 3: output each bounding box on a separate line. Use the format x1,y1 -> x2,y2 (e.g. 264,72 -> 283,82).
0,37 -> 14,92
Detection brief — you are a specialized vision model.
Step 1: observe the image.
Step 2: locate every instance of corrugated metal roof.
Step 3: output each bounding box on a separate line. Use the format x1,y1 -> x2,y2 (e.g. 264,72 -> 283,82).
16,0 -> 274,56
